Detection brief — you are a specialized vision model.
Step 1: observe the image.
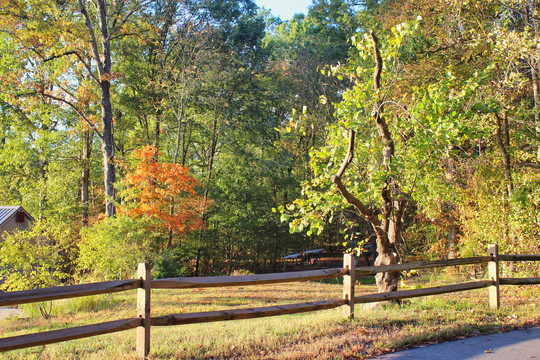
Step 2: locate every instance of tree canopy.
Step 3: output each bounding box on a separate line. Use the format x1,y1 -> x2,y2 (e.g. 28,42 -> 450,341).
1,0 -> 539,284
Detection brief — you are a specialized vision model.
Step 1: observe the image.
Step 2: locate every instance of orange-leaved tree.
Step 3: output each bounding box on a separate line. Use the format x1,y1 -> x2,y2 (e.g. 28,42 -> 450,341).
121,145 -> 207,248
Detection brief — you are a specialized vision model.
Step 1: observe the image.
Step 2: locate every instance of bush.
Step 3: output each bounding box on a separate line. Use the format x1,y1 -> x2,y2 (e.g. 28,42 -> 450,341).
151,246 -> 195,279
78,215 -> 163,281
0,221 -> 68,292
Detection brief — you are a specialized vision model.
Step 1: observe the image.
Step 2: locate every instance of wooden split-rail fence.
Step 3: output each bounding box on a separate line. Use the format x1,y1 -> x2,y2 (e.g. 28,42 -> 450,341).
0,244 -> 539,358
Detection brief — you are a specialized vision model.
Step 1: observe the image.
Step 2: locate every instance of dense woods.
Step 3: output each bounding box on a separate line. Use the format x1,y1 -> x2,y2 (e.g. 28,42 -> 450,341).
1,0 -> 539,290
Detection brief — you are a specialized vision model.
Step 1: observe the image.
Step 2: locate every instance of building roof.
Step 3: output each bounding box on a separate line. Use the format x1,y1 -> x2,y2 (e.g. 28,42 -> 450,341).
0,206 -> 34,226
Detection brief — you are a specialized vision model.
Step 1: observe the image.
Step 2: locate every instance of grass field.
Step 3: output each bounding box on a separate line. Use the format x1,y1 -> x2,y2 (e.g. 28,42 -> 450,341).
1,269 -> 539,359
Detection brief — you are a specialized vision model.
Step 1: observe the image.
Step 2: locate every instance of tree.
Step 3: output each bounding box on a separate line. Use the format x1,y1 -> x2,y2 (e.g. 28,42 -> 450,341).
381,0 -> 540,267
282,18 -> 491,292
121,145 -> 206,248
0,0 -> 149,217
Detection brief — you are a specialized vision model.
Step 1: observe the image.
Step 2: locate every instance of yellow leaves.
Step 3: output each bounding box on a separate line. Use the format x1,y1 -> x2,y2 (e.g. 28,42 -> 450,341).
77,81 -> 98,105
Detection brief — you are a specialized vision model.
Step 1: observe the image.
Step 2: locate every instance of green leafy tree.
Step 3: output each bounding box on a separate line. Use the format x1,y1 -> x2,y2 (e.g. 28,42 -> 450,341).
385,0 -> 540,264
0,0 -> 149,217
282,19 -> 491,292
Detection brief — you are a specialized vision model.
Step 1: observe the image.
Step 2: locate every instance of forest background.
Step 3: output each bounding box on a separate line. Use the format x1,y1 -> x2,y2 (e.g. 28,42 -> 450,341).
1,0 -> 539,290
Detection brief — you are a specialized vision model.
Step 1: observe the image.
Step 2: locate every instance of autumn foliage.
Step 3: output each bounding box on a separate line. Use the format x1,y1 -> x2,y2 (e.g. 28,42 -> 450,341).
121,145 -> 206,238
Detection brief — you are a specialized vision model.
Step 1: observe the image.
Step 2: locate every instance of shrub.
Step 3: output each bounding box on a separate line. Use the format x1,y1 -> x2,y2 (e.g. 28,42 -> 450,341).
78,215 -> 162,281
151,246 -> 194,279
0,221 -> 68,292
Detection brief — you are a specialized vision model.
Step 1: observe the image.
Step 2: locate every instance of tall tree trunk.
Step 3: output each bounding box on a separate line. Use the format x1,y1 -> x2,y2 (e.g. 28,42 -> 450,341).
38,159 -> 48,221
494,113 -> 514,198
192,108 -> 220,273
494,112 -> 514,251
272,182 -> 280,273
370,31 -> 400,292
98,4 -> 115,218
100,74 -> 116,217
154,111 -> 161,152
168,86 -> 192,247
194,248 -> 201,276
444,157 -> 458,259
79,0 -> 116,217
447,224 -> 457,259
532,2 -> 540,149
81,129 -> 93,227
331,31 -> 404,293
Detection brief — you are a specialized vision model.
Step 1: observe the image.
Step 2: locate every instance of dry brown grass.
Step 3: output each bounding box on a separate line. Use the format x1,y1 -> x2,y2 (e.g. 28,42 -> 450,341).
1,270 -> 539,359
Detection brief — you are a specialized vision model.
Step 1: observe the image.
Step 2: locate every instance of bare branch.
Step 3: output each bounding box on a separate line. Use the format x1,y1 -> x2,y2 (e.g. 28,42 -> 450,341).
109,0 -> 153,41
335,128 -> 356,179
109,7 -> 137,40
78,0 -> 105,76
17,91 -> 103,139
370,30 -> 382,92
43,51 -> 79,63
331,129 -> 379,225
495,0 -> 540,23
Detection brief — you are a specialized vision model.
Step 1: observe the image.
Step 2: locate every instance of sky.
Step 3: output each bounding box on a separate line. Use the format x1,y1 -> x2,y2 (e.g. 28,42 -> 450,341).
254,0 -> 312,21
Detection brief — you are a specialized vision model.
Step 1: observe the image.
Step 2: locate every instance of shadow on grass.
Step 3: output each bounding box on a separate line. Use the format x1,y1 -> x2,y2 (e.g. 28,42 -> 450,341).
317,276 -> 376,285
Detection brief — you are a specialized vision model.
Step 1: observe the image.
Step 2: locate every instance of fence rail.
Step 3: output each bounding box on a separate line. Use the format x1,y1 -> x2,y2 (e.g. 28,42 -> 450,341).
151,267 -> 347,289
498,255 -> 540,261
0,279 -> 141,307
499,277 -> 540,285
0,244 -> 538,358
354,256 -> 492,276
354,280 -> 494,303
151,299 -> 347,326
0,318 -> 142,352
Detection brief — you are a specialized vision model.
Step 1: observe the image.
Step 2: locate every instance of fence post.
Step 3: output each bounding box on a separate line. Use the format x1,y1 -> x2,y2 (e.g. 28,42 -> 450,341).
137,263 -> 151,359
343,253 -> 355,318
487,244 -> 500,309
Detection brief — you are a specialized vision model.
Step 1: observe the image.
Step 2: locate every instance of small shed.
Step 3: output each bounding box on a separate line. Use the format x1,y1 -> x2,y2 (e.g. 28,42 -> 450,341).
0,206 -> 34,239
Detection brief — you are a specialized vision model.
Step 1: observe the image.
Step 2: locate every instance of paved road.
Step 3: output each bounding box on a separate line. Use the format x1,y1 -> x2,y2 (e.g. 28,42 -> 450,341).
374,327 -> 540,359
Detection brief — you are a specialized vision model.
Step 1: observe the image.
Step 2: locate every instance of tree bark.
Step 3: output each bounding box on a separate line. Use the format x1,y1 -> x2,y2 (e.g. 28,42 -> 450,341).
494,113 -> 514,198
369,31 -> 400,292
79,0 -> 116,217
447,225 -> 458,259
532,2 -> 540,149
100,80 -> 116,217
331,31 -> 404,292
154,112 -> 161,152
81,129 -> 93,227
443,156 -> 458,259
494,112 -> 514,247
38,158 -> 48,221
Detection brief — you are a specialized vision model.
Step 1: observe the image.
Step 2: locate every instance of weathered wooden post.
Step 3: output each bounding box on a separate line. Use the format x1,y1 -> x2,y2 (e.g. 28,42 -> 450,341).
487,244 -> 500,309
343,253 -> 355,318
137,263 -> 151,359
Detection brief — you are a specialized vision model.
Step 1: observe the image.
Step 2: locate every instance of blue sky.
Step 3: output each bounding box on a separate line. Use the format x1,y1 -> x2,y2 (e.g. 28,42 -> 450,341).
254,0 -> 312,21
